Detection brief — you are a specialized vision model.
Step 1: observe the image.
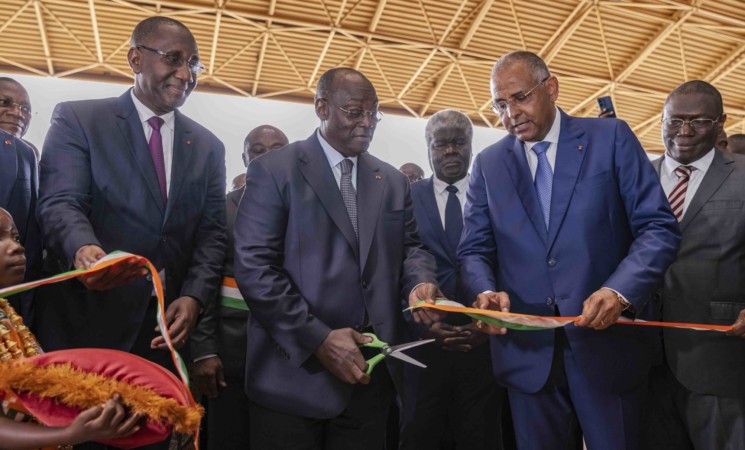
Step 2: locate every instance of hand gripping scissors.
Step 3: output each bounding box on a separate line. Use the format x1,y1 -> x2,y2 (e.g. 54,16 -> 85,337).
360,332 -> 435,375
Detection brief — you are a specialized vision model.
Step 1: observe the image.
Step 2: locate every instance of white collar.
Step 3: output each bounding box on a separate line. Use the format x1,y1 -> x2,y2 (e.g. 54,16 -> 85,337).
130,89 -> 176,130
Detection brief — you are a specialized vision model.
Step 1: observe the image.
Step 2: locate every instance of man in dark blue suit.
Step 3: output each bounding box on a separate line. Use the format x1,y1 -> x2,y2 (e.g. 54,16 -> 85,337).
234,67 -> 440,449
0,78 -> 40,320
34,18 -> 226,443
400,109 -> 503,449
458,51 -> 680,449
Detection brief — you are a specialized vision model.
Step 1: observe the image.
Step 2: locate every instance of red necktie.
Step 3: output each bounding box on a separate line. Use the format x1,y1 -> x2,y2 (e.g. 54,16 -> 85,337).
668,165 -> 694,221
147,116 -> 168,204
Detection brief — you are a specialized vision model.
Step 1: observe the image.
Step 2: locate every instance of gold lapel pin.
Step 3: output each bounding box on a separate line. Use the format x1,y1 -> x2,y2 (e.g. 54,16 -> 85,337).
4,139 -> 11,145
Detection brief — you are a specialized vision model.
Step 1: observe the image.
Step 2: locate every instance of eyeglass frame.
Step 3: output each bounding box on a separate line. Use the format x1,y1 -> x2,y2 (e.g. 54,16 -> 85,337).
135,45 -> 206,75
661,116 -> 721,132
0,98 -> 32,115
319,98 -> 383,123
491,76 -> 550,115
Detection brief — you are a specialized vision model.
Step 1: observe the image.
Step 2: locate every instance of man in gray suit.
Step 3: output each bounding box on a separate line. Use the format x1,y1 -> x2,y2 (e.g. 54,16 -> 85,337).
642,80 -> 745,449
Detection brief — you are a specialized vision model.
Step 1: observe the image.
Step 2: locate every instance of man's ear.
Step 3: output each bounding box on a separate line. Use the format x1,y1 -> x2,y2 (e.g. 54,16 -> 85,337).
315,97 -> 329,121
128,47 -> 142,74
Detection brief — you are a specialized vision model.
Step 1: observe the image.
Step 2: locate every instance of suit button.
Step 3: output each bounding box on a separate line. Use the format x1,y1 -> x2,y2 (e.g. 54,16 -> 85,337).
362,281 -> 368,289
545,297 -> 554,306
547,258 -> 557,267
161,235 -> 167,243
146,274 -> 153,281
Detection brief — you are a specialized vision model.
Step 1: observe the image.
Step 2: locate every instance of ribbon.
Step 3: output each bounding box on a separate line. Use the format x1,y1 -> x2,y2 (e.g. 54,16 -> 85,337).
410,299 -> 732,332
220,277 -> 248,311
0,251 -> 200,446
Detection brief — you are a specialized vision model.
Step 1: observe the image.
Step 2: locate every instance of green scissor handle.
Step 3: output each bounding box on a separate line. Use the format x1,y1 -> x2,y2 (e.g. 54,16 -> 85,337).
360,332 -> 387,375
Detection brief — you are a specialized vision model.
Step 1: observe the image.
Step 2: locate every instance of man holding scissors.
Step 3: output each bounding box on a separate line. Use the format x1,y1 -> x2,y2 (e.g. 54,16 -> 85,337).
234,67 -> 440,449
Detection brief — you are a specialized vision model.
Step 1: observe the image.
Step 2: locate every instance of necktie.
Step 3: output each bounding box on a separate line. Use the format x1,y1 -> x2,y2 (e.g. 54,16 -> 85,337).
532,141 -> 552,230
668,165 -> 694,221
339,159 -> 358,240
147,116 -> 168,204
445,185 -> 463,253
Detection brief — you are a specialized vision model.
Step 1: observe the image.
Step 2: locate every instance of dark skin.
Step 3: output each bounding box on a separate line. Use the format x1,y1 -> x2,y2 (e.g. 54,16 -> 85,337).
0,80 -> 32,138
480,60 -> 625,331
0,209 -> 26,287
77,23 -> 205,351
399,163 -> 424,183
192,126 -> 289,398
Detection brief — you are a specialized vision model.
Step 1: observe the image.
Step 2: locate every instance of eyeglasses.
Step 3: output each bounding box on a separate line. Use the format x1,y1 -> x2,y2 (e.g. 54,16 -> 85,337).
491,76 -> 550,114
0,98 -> 31,115
662,117 -> 720,132
321,99 -> 383,123
136,45 -> 206,75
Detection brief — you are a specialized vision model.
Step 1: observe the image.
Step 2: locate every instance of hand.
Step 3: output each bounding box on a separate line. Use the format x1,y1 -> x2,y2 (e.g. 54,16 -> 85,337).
443,323 -> 490,351
409,282 -> 446,325
190,356 -> 226,398
472,291 -> 510,335
726,308 -> 745,338
65,394 -> 142,444
74,245 -> 148,291
598,108 -> 614,118
575,288 -> 623,330
151,296 -> 201,350
314,328 -> 371,385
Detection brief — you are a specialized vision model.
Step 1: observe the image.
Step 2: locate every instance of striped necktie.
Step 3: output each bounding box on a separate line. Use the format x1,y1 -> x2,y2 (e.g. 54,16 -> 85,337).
531,141 -> 552,230
668,165 -> 694,221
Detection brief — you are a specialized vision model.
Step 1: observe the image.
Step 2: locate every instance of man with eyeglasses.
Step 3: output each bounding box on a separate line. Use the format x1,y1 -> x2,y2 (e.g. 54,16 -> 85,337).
640,80 -> 745,449
458,51 -> 680,449
0,77 -> 41,322
34,17 -> 225,450
399,109 -> 504,450
234,67 -> 440,449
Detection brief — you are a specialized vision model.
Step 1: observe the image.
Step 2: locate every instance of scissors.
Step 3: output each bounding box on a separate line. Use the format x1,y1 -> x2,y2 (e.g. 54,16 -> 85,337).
360,332 -> 435,375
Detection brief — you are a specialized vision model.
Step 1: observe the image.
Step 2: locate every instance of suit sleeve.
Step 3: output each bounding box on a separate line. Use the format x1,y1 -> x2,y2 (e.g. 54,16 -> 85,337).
233,158 -> 330,368
37,103 -> 101,267
457,153 -> 499,303
399,178 -> 438,299
602,120 -> 681,309
178,138 -> 227,307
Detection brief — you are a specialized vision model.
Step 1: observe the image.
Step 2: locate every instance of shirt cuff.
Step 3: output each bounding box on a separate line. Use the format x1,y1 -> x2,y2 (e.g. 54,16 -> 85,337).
192,353 -> 218,363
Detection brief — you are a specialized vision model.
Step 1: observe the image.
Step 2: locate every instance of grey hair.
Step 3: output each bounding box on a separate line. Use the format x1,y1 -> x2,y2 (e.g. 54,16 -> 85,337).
491,51 -> 550,84
425,109 -> 473,146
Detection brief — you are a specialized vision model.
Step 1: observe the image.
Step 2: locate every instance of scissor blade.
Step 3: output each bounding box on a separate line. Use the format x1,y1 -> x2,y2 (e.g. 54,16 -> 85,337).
388,351 -> 427,368
388,338 -> 435,352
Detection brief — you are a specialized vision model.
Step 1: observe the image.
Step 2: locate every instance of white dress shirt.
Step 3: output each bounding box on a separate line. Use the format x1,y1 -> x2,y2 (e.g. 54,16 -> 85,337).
131,90 -> 175,194
432,175 -> 468,228
660,148 -> 715,218
317,130 -> 358,189
523,107 -> 562,180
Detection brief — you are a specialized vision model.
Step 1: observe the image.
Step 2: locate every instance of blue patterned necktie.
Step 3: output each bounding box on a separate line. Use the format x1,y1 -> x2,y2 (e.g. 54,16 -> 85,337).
339,159 -> 358,240
444,185 -> 463,253
532,141 -> 552,230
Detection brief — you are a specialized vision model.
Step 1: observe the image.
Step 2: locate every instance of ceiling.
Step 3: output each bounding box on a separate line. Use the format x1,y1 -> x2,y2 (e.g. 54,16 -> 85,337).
1,0 -> 744,152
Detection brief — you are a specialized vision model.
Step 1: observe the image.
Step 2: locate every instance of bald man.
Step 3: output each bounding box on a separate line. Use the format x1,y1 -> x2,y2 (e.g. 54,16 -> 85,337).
190,124 -> 288,450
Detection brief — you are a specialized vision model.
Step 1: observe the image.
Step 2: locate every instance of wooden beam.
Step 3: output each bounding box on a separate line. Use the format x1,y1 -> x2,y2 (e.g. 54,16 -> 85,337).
399,48 -> 437,98
211,33 -> 263,74
707,46 -> 745,85
0,1 -> 32,36
538,0 -> 591,57
567,85 -> 610,116
595,6 -> 614,79
459,0 -> 493,50
0,56 -> 48,77
88,0 -> 103,63
677,28 -> 687,81
366,49 -> 397,98
307,29 -> 336,89
33,0 -> 54,75
506,0 -> 526,50
268,32 -> 306,86
207,1 -> 225,76
418,63 -> 455,116
369,0 -> 387,32
543,4 -> 594,64
614,6 -> 696,83
252,32 -> 270,96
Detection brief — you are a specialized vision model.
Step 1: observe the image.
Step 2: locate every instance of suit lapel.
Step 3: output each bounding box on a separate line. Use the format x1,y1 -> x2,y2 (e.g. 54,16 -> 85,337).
680,150 -> 734,231
357,153 -> 384,272
504,137 -> 548,245
297,135 -> 359,260
0,134 -> 18,206
419,177 -> 454,262
547,112 -> 587,250
114,91 -> 165,215
165,112 -> 195,221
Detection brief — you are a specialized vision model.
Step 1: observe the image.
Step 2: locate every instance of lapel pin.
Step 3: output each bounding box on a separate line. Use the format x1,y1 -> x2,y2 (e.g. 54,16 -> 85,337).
186,139 -> 192,145
375,175 -> 382,180
4,139 -> 10,145
578,145 -> 583,150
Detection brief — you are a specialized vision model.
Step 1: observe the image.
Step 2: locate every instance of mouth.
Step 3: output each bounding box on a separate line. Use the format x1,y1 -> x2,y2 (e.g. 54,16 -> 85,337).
7,258 -> 26,270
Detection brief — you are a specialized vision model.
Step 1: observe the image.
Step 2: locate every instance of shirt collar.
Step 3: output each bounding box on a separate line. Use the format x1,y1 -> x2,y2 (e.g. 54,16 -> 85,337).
432,174 -> 469,195
130,89 -> 175,131
524,106 -> 561,151
663,147 -> 716,177
316,129 -> 358,168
